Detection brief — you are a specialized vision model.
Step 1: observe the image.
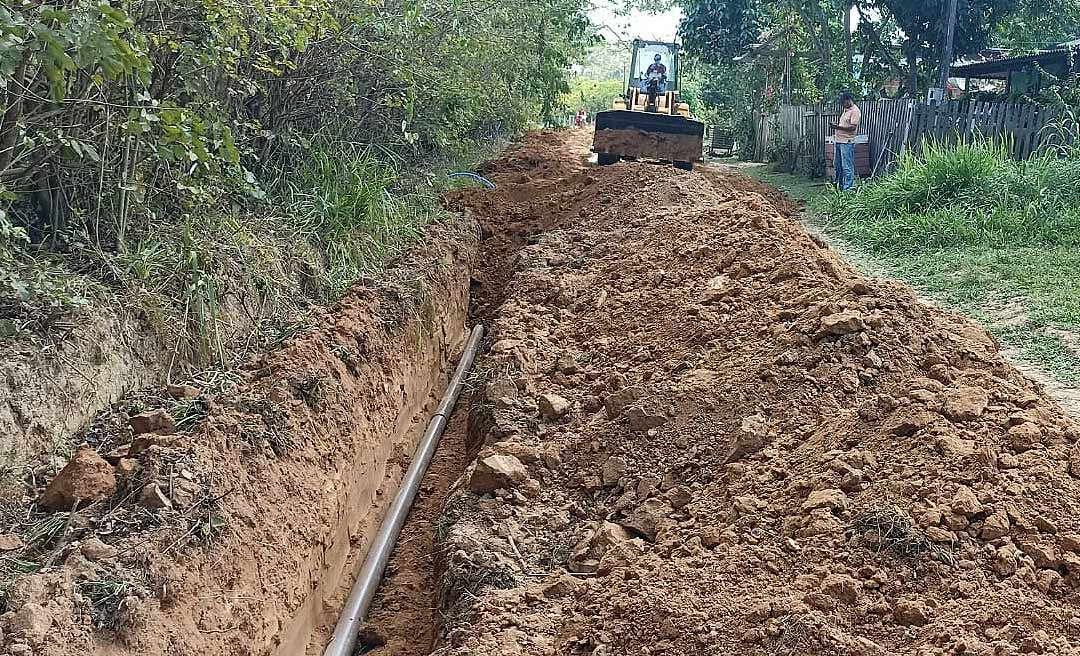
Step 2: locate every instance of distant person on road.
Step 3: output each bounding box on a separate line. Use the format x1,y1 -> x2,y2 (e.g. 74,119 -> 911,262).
830,91 -> 860,191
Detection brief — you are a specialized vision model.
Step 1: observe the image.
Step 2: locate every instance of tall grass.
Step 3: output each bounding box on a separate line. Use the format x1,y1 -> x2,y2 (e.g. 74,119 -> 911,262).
822,139 -> 1080,253
282,142 -> 433,297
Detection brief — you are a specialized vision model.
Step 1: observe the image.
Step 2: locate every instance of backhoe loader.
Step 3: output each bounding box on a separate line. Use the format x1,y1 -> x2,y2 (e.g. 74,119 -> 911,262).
592,39 -> 705,171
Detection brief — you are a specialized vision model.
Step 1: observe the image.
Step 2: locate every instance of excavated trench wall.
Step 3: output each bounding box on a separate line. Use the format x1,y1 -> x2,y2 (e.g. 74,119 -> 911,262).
3,222 -> 476,656
159,225 -> 476,656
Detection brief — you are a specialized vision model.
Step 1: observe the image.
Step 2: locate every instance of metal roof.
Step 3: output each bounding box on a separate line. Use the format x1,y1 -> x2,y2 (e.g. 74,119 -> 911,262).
951,45 -> 1078,78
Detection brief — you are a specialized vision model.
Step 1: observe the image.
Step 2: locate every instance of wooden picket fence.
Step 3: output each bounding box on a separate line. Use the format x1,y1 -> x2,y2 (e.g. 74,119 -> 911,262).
759,99 -> 1064,176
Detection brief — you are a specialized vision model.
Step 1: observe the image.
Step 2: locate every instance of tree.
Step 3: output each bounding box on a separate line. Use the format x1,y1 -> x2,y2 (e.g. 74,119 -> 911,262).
562,77 -> 625,116
579,40 -> 633,81
678,0 -> 850,93
994,0 -> 1080,50
0,0 -> 598,244
869,0 -> 1013,96
679,0 -> 765,64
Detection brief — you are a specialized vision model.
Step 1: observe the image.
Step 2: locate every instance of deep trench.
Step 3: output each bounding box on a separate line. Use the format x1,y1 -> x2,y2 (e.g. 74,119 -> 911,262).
336,184 -> 534,655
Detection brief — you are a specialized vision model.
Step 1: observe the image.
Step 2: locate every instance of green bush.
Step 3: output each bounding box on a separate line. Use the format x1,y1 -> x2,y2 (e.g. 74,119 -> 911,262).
0,0 -> 595,353
823,139 -> 1080,253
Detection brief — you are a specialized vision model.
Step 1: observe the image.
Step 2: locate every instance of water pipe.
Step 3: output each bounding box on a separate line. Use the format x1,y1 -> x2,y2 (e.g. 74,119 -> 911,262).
447,172 -> 495,189
322,324 -> 485,656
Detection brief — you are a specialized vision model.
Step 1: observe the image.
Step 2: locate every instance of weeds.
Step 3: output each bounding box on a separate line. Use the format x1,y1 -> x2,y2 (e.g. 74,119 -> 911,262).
1,134 -> 472,383
263,316 -> 312,349
239,398 -> 295,457
282,142 -> 429,300
442,557 -> 517,601
0,558 -> 40,613
849,507 -> 944,562
171,398 -> 210,431
24,513 -> 70,552
821,139 -> 1080,253
80,577 -> 134,631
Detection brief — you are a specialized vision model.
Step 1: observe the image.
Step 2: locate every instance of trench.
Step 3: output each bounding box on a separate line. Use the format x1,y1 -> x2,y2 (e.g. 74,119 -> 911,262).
18,128 -> 1078,656
306,137 -> 583,656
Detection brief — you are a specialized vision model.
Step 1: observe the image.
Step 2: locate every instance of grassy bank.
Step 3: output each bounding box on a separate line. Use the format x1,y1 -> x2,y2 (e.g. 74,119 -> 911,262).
0,140 -> 488,362
739,145 -> 1080,385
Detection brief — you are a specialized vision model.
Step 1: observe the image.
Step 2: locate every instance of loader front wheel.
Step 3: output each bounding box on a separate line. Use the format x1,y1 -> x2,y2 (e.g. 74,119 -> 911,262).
597,153 -> 619,166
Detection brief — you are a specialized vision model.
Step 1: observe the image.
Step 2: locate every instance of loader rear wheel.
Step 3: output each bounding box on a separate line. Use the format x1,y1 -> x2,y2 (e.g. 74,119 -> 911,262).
674,160 -> 693,171
597,153 -> 619,166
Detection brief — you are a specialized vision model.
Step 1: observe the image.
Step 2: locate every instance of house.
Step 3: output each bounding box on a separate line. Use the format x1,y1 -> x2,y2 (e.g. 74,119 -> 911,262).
950,40 -> 1080,95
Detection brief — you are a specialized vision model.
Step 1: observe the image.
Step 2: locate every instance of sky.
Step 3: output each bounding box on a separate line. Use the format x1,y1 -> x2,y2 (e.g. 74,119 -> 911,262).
588,1 -> 683,43
588,2 -> 865,45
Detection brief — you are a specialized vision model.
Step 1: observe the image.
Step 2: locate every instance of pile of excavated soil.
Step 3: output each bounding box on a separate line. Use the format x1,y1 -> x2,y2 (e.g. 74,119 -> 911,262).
433,131 -> 1080,656
0,222 -> 474,656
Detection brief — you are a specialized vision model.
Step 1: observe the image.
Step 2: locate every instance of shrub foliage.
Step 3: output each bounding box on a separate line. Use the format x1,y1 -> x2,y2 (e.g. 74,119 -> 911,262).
0,0 -> 594,349
823,139 -> 1080,253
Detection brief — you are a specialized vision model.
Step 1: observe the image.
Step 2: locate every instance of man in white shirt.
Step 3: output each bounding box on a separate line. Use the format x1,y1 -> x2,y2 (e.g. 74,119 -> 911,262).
830,92 -> 861,191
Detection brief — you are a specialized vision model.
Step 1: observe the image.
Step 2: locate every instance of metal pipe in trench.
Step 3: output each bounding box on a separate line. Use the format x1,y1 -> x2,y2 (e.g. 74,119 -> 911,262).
323,324 -> 485,656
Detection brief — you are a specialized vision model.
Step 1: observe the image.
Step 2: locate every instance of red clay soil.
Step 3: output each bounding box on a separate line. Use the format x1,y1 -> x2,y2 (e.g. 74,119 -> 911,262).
352,407 -> 470,656
0,222 -> 474,656
429,130 -> 1080,656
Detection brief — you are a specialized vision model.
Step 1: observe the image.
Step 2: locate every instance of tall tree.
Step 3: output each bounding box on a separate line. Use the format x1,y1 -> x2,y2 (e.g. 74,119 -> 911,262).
678,0 -> 765,64
994,0 -> 1080,50
871,0 -> 1013,96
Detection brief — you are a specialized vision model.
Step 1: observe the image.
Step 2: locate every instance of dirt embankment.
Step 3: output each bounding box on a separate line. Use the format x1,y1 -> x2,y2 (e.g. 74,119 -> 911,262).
1,312 -> 169,469
0,221 -> 475,655
430,130 -> 1080,656
1,256 -> 320,471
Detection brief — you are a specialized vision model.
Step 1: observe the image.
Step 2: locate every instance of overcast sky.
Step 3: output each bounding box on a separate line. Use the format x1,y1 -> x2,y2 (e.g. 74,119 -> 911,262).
588,1 -> 683,42
588,3 -> 864,45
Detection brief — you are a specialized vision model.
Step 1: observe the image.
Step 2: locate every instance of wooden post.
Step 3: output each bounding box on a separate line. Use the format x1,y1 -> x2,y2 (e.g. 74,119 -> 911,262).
783,49 -> 793,104
898,100 -> 915,159
938,0 -> 959,93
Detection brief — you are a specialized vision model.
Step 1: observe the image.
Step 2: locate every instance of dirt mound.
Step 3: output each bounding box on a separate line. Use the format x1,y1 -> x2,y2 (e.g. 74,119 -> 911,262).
432,131 -> 1080,656
0,222 -> 474,655
448,129 -> 599,323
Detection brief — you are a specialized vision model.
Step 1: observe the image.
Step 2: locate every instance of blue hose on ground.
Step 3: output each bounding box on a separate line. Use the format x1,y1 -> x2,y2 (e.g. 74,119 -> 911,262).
448,172 -> 496,189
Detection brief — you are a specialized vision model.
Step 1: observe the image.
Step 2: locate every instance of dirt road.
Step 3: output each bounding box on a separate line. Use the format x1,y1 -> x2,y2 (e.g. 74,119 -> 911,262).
416,130 -> 1080,655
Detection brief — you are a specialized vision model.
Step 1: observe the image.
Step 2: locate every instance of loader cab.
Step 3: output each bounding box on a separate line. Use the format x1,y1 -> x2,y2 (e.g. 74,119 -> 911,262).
615,40 -> 689,117
627,40 -> 679,94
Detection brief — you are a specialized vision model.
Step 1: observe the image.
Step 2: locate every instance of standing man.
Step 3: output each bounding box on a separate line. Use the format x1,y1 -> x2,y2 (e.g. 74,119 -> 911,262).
831,91 -> 861,191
